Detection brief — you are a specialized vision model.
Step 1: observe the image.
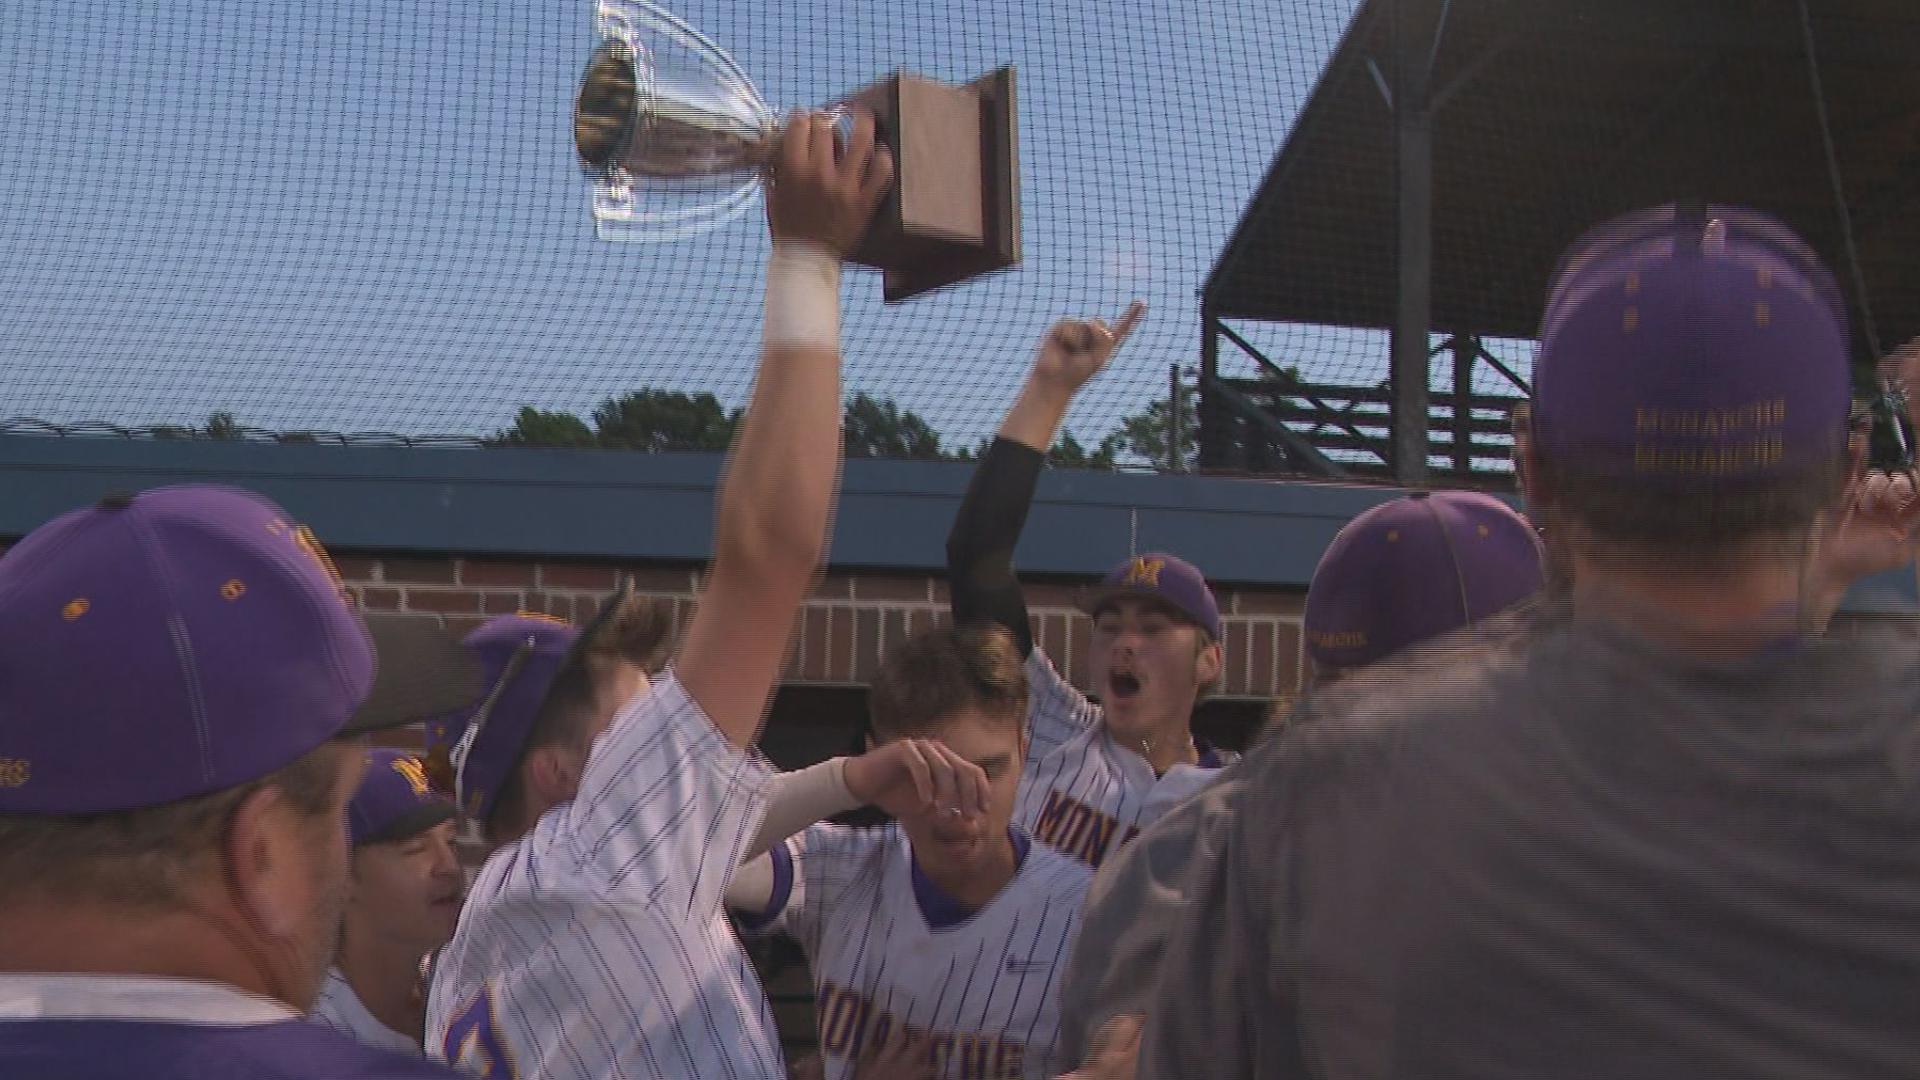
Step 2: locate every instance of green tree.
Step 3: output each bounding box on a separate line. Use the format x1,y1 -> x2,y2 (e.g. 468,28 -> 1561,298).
1108,395 -> 1197,470
486,407 -> 598,449
1048,429 -> 1118,470
205,411 -> 244,441
486,389 -> 960,460
592,390 -> 738,452
842,392 -> 947,460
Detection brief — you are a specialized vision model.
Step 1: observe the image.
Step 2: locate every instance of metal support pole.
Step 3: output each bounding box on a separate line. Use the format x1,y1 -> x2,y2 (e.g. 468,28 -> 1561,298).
1390,0 -> 1434,483
1167,363 -> 1185,473
1451,334 -> 1476,476
1197,302 -> 1226,472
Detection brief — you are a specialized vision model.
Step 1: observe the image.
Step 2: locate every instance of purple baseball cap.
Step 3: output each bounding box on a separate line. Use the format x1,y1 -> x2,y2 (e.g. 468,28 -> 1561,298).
1532,205 -> 1852,482
1305,491 -> 1544,671
349,748 -> 456,847
1083,553 -> 1223,640
433,581 -> 633,823
0,485 -> 484,814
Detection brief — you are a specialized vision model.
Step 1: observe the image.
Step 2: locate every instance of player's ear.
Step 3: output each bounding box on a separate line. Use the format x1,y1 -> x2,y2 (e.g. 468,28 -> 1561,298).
525,745 -> 583,807
1513,407 -> 1556,512
1194,635 -> 1223,688
224,750 -> 353,942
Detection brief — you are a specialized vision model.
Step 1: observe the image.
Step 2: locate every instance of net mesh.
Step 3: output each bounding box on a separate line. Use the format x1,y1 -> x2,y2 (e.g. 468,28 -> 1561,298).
1,0 -> 1345,463
3,0 -> 1914,474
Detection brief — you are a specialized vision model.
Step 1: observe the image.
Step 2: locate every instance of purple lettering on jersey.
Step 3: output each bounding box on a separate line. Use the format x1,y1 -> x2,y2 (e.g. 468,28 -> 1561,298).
443,987 -> 516,1079
1032,790 -> 1127,869
1033,792 -> 1075,846
813,982 -> 1027,1080
1079,814 -> 1117,865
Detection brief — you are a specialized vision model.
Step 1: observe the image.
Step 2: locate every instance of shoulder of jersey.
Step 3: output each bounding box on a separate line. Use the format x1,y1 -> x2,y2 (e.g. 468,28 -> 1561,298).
798,823 -> 900,901
1024,839 -> 1097,897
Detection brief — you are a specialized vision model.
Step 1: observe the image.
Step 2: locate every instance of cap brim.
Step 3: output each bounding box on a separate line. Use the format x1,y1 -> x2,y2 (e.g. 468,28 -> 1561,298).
356,800 -> 457,847
1078,586 -> 1204,626
343,615 -> 488,735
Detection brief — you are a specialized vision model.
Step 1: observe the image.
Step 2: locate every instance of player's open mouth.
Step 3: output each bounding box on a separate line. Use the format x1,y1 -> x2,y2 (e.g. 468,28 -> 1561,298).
1108,671 -> 1142,700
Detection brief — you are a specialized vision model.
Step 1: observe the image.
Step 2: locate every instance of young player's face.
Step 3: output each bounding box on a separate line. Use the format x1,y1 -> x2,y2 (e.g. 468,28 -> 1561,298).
1087,598 -> 1218,744
894,705 -> 1025,866
348,821 -> 467,954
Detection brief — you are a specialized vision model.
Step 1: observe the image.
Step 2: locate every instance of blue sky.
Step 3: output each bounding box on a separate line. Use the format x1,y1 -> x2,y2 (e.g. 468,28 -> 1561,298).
0,0 -> 1525,451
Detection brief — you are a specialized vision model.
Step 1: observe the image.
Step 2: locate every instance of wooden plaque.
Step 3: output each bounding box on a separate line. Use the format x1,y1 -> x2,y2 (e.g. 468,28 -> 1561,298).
841,66 -> 1022,303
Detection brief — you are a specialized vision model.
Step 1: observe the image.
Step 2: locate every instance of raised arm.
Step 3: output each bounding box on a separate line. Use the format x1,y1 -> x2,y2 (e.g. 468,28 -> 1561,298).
946,303 -> 1146,654
1807,338 -> 1920,632
676,110 -> 893,749
725,739 -> 990,915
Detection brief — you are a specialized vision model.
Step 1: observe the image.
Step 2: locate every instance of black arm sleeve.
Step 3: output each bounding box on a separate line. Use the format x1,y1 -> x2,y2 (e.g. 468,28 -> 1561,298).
945,436 -> 1044,657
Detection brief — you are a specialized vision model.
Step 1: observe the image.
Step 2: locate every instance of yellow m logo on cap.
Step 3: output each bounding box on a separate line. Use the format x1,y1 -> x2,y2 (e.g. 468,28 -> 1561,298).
392,756 -> 433,798
1123,557 -> 1166,588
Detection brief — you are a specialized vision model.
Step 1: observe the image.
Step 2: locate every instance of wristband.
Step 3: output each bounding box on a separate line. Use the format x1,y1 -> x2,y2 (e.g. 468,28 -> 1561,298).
763,240 -> 842,349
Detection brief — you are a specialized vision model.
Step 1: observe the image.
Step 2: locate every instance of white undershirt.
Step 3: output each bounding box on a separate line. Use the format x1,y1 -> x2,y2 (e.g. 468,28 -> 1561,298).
309,967 -> 420,1056
0,974 -> 297,1025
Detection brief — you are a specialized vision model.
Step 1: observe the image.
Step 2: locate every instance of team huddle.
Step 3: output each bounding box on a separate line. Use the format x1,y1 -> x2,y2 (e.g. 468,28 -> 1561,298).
3,110 -> 1919,1080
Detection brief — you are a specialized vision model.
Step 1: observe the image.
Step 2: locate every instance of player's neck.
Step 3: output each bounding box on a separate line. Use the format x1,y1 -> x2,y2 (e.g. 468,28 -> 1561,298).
1119,719 -> 1198,776
0,900 -> 278,1002
337,924 -> 428,1041
1571,550 -> 1817,658
914,834 -> 1020,913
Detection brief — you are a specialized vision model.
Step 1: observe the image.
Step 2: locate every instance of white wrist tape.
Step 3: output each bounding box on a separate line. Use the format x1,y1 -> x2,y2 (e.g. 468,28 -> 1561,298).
745,755 -> 855,858
763,240 -> 842,350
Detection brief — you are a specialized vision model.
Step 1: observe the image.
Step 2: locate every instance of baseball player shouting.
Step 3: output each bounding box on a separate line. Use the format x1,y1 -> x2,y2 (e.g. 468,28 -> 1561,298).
729,626 -> 1092,1080
1054,490 -> 1545,1066
424,108 -> 892,1080
946,305 -> 1236,870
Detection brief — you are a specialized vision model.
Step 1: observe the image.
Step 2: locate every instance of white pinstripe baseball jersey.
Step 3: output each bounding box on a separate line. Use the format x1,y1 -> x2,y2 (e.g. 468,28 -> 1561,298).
311,967 -> 422,1056
1014,649 -> 1237,869
752,823 -> 1090,1080
423,671 -> 781,1080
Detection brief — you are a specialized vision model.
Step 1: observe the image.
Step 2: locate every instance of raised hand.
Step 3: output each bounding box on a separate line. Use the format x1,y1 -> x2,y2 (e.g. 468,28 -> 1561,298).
1826,337 -> 1920,587
844,738 -> 991,822
1055,1015 -> 1142,1080
1031,302 -> 1148,396
766,108 -> 894,257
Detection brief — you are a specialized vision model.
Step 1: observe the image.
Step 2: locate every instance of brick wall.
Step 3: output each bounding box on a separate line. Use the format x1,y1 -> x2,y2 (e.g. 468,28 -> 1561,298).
338,554 -> 1306,699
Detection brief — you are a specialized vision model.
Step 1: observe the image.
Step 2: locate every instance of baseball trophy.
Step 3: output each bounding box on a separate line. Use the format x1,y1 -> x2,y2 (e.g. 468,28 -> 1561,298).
572,0 -> 1021,302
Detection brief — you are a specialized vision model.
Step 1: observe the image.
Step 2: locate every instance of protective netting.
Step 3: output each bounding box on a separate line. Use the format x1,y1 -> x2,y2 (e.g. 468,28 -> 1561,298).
0,0 -> 1350,463
4,1 -> 1914,475
1198,0 -> 1920,479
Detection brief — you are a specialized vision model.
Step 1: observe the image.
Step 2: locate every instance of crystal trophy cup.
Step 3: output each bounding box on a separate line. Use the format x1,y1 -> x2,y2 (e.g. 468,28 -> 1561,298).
572,0 -> 1021,302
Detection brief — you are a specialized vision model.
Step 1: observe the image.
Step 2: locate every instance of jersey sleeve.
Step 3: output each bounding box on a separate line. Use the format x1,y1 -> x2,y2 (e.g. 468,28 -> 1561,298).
560,669 -> 774,916
757,823 -> 882,960
1025,647 -> 1103,765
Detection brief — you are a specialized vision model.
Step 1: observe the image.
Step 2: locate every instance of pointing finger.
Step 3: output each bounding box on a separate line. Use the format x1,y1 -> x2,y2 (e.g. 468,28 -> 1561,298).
1111,300 -> 1147,346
